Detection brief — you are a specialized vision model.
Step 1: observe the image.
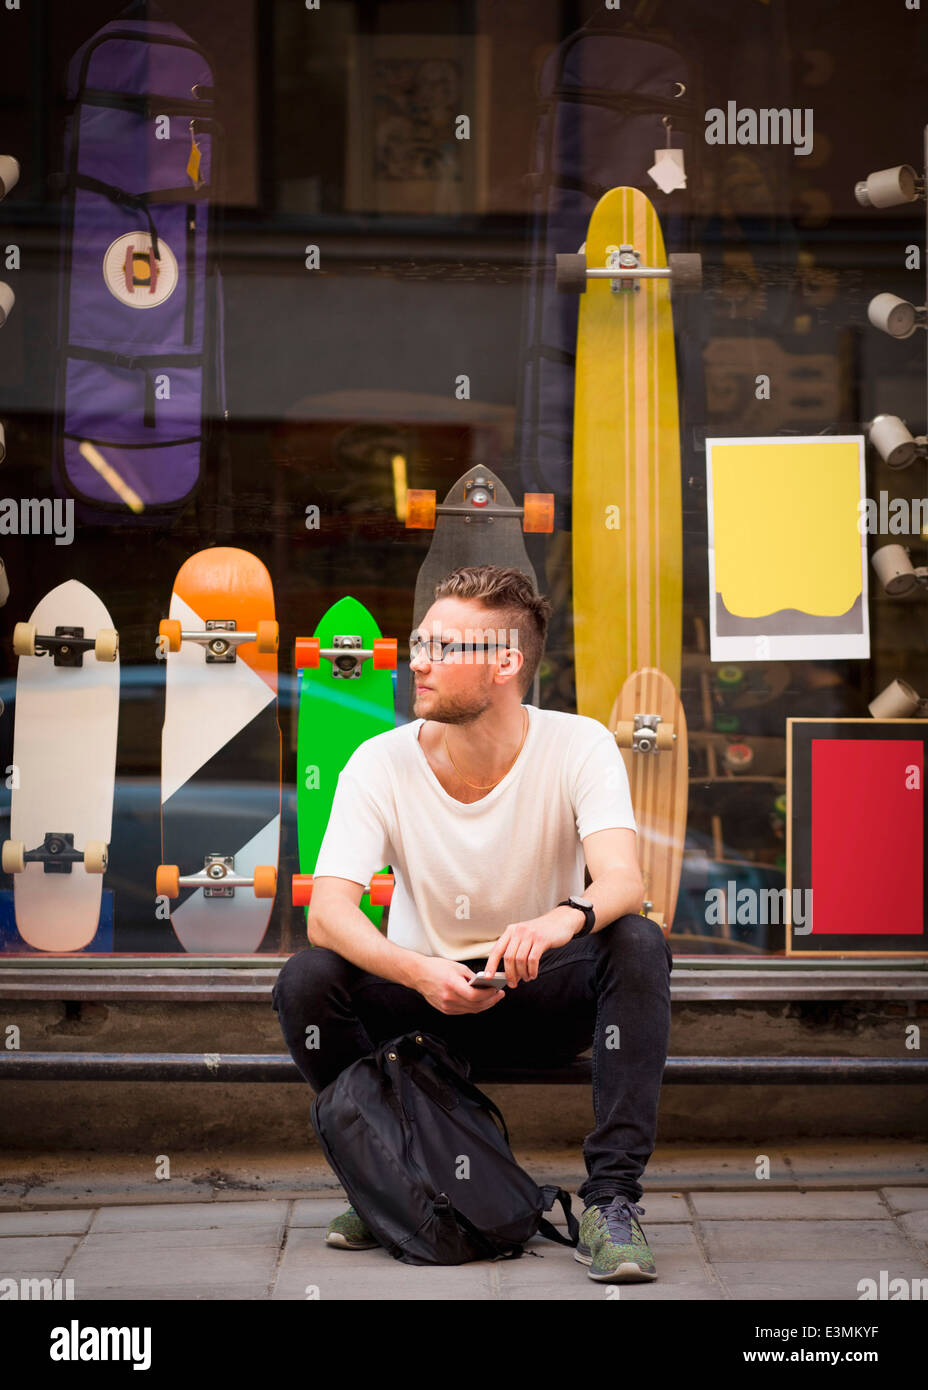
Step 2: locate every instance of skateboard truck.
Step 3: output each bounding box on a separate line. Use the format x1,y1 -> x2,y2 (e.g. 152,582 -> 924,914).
294,632 -> 398,676
555,248 -> 702,295
609,245 -> 643,295
155,855 -> 277,900
406,474 -> 554,533
614,712 -> 676,754
292,871 -> 394,909
158,616 -> 279,661
2,832 -> 108,875
12,623 -> 119,665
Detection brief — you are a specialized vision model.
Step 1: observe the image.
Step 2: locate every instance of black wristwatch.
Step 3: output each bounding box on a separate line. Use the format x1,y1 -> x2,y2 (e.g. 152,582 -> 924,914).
558,895 -> 595,938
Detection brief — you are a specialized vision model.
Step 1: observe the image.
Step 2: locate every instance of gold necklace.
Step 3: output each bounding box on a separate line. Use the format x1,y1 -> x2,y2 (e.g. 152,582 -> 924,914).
443,708 -> 529,790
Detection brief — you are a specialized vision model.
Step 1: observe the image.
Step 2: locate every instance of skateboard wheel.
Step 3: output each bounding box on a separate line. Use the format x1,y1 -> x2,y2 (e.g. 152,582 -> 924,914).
0,280 -> 15,328
612,719 -> 636,749
159,618 -> 182,653
522,493 -> 555,534
12,622 -> 36,657
369,873 -> 395,907
555,252 -> 587,294
656,723 -> 675,751
774,794 -> 788,817
292,873 -> 314,907
668,252 -> 702,291
156,864 -> 180,899
373,638 -> 397,670
94,628 -> 119,663
724,742 -> 754,772
405,489 -> 436,529
294,637 -> 320,670
253,864 -> 277,899
717,666 -> 744,688
0,156 -> 20,202
83,840 -> 108,874
1,839 -> 24,874
256,620 -> 279,654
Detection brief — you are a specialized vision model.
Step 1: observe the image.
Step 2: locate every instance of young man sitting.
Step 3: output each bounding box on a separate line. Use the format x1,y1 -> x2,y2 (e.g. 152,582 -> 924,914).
272,563 -> 673,1283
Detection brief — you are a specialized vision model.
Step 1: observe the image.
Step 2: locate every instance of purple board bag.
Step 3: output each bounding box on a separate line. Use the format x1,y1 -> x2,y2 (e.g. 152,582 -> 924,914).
55,0 -> 222,514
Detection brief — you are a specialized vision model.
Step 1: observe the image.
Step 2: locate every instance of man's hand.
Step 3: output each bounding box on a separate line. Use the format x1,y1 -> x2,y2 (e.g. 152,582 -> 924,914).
484,910 -> 579,988
413,956 -> 505,1015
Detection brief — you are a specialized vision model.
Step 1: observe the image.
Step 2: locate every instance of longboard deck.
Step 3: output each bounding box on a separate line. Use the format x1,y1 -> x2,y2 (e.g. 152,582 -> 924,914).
609,667 -> 687,932
572,187 -> 683,730
160,547 -> 280,954
408,465 -> 543,713
9,580 -> 119,951
296,596 -> 395,926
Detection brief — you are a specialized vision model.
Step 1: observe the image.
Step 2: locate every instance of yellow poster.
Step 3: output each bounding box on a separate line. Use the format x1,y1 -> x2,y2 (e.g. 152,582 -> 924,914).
707,436 -> 869,661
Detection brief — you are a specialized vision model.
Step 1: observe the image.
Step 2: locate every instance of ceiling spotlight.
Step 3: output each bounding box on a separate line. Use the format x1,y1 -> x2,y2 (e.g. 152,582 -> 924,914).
854,164 -> 920,209
871,543 -> 924,596
869,678 -> 924,719
868,414 -> 926,469
867,292 -> 920,339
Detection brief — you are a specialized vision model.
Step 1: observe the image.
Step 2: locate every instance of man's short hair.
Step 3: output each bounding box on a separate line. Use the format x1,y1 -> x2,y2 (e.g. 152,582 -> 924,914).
432,564 -> 552,697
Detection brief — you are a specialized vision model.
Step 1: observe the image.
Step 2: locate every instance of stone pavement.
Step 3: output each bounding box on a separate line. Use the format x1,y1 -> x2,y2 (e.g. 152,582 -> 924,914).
1,1140 -> 926,1301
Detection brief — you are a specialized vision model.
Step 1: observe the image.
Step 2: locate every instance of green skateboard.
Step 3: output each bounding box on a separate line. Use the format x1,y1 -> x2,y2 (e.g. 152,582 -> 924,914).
291,596 -> 396,926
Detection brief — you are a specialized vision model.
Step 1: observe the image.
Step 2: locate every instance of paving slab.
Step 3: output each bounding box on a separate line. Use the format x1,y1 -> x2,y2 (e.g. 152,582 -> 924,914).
699,1220 -> 918,1264
882,1188 -> 928,1214
74,1284 -> 272,1301
0,1236 -> 79,1273
711,1256 -> 928,1295
89,1200 -> 291,1233
273,1263 -> 495,1300
898,1210 -> 928,1248
503,1256 -> 713,1289
74,1223 -> 285,1253
64,1241 -> 281,1288
690,1191 -> 888,1219
499,1280 -> 613,1301
271,1225 -> 495,1299
0,1210 -> 92,1236
715,1260 -> 928,1301
290,1199 -> 356,1228
0,1272 -> 77,1293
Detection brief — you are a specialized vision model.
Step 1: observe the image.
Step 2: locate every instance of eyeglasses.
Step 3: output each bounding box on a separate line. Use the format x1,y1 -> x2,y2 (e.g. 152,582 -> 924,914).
409,634 -> 505,663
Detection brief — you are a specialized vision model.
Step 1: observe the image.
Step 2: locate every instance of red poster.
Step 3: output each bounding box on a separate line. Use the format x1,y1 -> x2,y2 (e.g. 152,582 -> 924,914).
811,740 -> 923,935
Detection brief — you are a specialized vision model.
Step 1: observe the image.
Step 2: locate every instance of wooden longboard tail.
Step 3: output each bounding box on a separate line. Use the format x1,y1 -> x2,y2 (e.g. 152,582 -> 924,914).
610,666 -> 688,932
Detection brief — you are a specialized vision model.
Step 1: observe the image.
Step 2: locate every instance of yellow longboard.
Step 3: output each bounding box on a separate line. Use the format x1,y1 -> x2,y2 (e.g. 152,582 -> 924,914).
561,187 -> 696,729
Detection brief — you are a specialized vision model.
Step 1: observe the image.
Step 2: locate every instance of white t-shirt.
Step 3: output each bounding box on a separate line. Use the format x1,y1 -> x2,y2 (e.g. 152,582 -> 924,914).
313,704 -> 637,961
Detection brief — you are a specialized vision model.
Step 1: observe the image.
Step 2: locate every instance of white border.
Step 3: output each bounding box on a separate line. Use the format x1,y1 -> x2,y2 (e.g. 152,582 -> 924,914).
706,435 -> 870,663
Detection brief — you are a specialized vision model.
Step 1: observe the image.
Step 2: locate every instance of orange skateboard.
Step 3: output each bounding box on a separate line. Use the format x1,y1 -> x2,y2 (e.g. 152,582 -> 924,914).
156,547 -> 281,953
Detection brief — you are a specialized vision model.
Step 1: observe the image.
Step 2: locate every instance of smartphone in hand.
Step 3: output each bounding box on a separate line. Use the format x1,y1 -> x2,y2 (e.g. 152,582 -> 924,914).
469,971 -> 508,989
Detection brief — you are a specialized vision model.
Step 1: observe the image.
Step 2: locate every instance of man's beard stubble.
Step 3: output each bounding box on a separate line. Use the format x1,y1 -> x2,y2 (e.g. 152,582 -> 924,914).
412,684 -> 494,725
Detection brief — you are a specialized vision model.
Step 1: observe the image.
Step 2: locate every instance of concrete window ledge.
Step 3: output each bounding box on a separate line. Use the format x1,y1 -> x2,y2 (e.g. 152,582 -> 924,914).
0,958 -> 925,1003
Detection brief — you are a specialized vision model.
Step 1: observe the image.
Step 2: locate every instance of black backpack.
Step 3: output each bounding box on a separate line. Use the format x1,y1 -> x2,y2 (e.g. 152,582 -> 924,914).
310,1031 -> 580,1266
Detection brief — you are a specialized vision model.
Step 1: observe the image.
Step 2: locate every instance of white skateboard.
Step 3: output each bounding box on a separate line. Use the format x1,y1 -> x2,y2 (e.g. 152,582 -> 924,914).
3,580 -> 119,950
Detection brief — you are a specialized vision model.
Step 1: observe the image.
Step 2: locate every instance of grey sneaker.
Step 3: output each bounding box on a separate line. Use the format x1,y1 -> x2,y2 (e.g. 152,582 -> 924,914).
574,1196 -> 657,1281
324,1206 -> 379,1250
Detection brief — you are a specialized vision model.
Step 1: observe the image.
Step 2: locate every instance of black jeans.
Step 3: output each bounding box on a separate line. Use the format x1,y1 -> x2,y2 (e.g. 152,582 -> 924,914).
271,913 -> 673,1206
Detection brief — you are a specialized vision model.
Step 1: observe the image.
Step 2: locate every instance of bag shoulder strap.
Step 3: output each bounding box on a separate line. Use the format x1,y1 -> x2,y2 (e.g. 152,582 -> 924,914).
536,1186 -> 580,1248
425,1053 -> 511,1145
